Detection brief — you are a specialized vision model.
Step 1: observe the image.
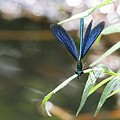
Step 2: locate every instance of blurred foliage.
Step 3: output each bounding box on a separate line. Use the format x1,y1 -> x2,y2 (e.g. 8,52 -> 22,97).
0,17 -> 50,30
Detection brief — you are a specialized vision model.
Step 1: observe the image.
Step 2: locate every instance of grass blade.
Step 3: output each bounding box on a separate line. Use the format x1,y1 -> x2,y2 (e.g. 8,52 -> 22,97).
102,23 -> 120,35
94,76 -> 120,116
89,76 -> 114,95
89,64 -> 119,95
76,70 -> 100,116
90,41 -> 120,67
42,74 -> 77,116
58,0 -> 114,25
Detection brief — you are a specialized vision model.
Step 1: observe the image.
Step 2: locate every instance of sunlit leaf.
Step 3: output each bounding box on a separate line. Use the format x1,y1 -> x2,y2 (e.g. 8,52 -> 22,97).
42,92 -> 53,116
77,64 -> 120,116
58,0 -> 115,24
90,41 -> 120,67
94,76 -> 120,116
76,64 -> 111,115
89,64 -> 119,95
89,76 -> 114,95
108,70 -> 120,98
108,87 -> 120,98
76,68 -> 101,116
101,64 -> 119,76
42,74 -> 77,116
102,23 -> 120,35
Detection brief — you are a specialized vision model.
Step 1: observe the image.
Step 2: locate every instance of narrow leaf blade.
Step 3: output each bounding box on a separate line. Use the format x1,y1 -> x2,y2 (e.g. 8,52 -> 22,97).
94,76 -> 120,116
76,71 -> 98,115
58,0 -> 114,25
89,76 -> 113,95
90,41 -> 120,67
102,23 -> 120,35
42,74 -> 77,116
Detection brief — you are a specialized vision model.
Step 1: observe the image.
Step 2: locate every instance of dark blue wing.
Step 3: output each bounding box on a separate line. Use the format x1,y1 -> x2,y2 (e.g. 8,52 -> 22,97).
81,20 -> 92,58
50,24 -> 78,60
81,21 -> 105,58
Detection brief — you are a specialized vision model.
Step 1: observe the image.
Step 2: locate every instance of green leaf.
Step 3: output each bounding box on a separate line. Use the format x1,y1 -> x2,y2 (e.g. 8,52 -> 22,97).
108,73 -> 120,98
108,87 -> 120,98
76,72 -> 95,116
90,41 -> 120,67
89,76 -> 114,95
58,0 -> 115,25
94,76 -> 120,116
42,92 -> 53,116
102,23 -> 120,35
76,67 -> 102,116
76,64 -> 111,115
100,64 -> 119,76
42,74 -> 77,116
89,64 -> 120,95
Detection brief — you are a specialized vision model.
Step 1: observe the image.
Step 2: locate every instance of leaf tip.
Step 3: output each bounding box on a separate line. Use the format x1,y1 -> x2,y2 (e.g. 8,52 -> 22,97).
94,110 -> 99,117
76,111 -> 79,117
45,101 -> 53,116
76,107 -> 81,117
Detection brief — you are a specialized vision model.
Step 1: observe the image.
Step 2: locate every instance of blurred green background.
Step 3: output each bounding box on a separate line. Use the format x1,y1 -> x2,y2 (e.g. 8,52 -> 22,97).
0,0 -> 120,120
